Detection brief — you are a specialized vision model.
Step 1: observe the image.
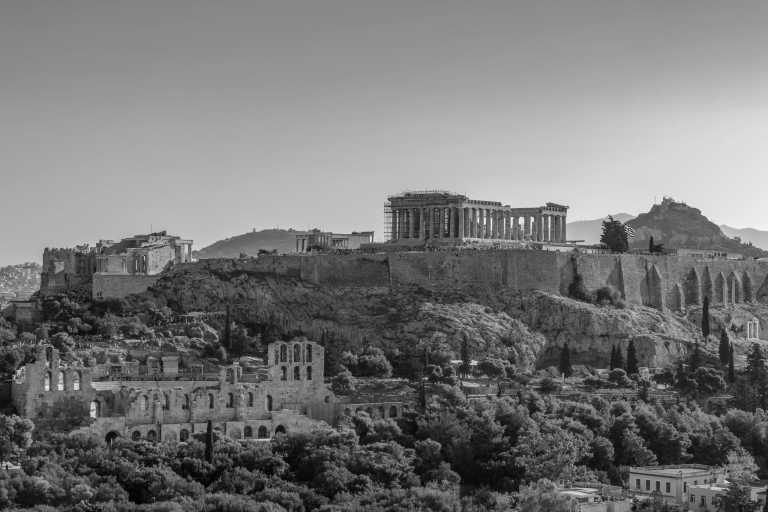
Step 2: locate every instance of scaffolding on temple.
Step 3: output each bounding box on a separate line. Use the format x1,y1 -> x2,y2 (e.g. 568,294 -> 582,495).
383,201 -> 394,242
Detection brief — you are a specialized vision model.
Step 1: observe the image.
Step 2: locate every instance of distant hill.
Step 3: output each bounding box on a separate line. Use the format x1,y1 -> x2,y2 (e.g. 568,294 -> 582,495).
626,198 -> 768,258
194,229 -> 306,259
566,213 -> 635,245
720,225 -> 768,252
0,262 -> 41,300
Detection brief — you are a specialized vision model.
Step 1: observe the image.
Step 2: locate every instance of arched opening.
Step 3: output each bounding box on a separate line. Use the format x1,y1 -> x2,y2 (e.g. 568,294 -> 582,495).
273,348 -> 279,365
266,395 -> 273,411
728,272 -> 742,304
163,393 -> 170,410
146,430 -> 157,442
44,372 -> 51,392
248,392 -> 254,407
378,406 -> 385,418
389,406 -> 398,418
293,366 -> 300,380
744,272 -> 754,302
306,345 -> 313,362
244,426 -> 253,438
179,429 -> 190,442
280,344 -> 287,363
208,393 -> 215,409
89,400 -> 100,418
105,431 -> 119,446
57,372 -> 64,391
306,366 -> 312,380
685,268 -> 701,306
715,272 -> 728,304
131,431 -> 141,441
72,371 -> 81,391
274,425 -> 286,436
293,344 -> 301,363
226,393 -> 234,408
182,394 -> 190,410
257,426 -> 269,439
139,395 -> 148,411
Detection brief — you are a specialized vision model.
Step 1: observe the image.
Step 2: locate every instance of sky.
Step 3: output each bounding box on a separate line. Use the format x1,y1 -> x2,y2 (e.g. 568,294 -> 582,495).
2,0 -> 768,265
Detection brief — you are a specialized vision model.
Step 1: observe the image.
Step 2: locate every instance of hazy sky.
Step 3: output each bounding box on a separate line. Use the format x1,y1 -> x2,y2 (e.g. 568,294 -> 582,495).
2,0 -> 768,265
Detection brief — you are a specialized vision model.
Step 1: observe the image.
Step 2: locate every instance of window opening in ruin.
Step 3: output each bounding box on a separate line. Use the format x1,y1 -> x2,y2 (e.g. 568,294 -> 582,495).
389,406 -> 398,418
306,345 -> 312,362
140,395 -> 148,411
307,366 -> 312,380
280,366 -> 287,381
179,429 -> 189,442
57,372 -> 64,391
244,426 -> 253,438
266,395 -> 273,411
90,401 -> 100,418
248,392 -> 254,407
280,345 -> 287,363
293,366 -> 300,380
208,394 -> 215,409
73,371 -> 81,391
44,372 -> 51,391
293,344 -> 301,362
258,426 -> 269,438
226,393 -> 234,408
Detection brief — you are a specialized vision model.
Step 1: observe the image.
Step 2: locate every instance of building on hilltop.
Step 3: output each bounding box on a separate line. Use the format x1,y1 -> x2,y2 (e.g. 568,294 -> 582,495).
11,339 -> 408,444
41,231 -> 193,300
295,229 -> 375,253
384,191 -> 568,246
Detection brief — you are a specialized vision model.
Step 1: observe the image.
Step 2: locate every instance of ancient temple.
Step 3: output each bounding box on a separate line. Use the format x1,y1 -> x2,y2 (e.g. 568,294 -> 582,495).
385,191 -> 568,243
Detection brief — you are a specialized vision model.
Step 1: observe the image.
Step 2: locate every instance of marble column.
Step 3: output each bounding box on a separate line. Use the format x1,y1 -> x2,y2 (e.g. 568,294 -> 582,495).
391,209 -> 398,241
472,208 -> 478,238
561,215 -> 567,242
458,207 -> 465,239
543,215 -> 550,242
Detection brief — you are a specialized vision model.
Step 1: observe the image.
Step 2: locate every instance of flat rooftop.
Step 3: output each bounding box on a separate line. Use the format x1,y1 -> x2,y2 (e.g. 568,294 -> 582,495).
631,465 -> 715,478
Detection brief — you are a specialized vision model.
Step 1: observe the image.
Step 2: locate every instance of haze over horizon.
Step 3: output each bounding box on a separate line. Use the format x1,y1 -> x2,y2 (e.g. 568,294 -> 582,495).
2,1 -> 768,266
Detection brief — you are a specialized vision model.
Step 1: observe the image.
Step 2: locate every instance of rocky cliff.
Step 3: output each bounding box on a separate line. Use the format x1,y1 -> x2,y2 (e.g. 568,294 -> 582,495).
134,259 -> 768,372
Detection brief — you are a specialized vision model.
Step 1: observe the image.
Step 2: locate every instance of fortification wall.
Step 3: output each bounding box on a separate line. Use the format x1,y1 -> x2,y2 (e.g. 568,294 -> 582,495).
190,252 -> 768,310
93,274 -> 162,300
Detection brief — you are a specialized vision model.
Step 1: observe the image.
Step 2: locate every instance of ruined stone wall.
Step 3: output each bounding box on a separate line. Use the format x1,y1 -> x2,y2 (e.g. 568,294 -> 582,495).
92,273 -> 162,299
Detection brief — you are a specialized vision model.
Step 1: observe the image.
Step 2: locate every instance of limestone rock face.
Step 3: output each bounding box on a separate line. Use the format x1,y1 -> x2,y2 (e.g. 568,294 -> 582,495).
516,291 -> 699,369
133,262 -> 768,372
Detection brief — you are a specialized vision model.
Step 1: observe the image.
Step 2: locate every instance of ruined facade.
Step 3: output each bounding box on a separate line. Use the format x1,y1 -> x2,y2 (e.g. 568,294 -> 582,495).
41,232 -> 193,299
295,229 -> 375,253
11,340 -> 407,443
385,191 -> 568,244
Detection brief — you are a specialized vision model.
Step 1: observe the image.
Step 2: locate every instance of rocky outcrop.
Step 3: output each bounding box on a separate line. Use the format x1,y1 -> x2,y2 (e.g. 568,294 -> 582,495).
131,262 -> 768,372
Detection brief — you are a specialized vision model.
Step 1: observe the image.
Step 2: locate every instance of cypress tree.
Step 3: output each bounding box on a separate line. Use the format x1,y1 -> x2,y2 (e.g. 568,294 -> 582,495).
625,340 -> 638,374
609,345 -> 617,370
690,342 -> 702,372
649,236 -> 655,253
702,296 -> 711,339
559,342 -> 572,377
615,345 -> 625,371
728,343 -> 736,383
460,334 -> 471,378
719,329 -> 731,366
205,420 -> 214,464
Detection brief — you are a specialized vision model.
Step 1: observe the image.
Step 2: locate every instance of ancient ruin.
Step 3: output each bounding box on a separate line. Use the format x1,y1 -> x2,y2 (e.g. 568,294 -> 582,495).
385,190 -> 568,244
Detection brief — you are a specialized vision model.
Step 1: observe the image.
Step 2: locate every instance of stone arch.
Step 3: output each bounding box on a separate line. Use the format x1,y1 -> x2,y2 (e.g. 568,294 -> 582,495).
244,426 -> 253,438
274,425 -> 286,435
258,426 -> 269,439
669,283 -> 685,312
105,431 -> 120,446
684,268 -> 701,306
146,430 -> 157,442
179,429 -> 190,442
727,272 -> 742,304
744,272 -> 754,303
131,431 -> 141,441
389,405 -> 398,418
702,267 -> 713,302
714,272 -> 728,304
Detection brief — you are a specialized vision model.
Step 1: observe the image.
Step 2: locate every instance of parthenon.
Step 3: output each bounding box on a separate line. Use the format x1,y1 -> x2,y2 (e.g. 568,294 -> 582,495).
386,191 -> 568,243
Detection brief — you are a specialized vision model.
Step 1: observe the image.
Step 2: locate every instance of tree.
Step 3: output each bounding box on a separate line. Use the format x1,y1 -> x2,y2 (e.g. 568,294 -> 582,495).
609,345 -> 617,370
719,482 -> 761,512
600,216 -> 629,253
205,420 -> 214,464
728,343 -> 736,383
460,335 -> 471,378
0,415 -> 34,461
558,343 -> 572,378
720,329 -> 731,366
649,236 -> 654,253
689,342 -> 702,372
625,340 -> 638,375
702,296 -> 711,339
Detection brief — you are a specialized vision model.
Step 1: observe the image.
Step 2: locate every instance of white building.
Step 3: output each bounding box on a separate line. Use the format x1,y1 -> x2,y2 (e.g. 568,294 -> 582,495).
628,465 -> 725,506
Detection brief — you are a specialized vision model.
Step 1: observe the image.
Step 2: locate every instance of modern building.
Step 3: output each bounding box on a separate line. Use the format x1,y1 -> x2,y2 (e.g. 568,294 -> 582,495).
688,482 -> 766,511
628,465 -> 726,507
384,191 -> 568,245
295,229 -> 375,253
